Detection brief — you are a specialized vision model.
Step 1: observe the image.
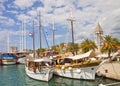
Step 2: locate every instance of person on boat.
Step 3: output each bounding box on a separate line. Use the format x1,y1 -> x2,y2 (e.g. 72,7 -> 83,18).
33,64 -> 37,73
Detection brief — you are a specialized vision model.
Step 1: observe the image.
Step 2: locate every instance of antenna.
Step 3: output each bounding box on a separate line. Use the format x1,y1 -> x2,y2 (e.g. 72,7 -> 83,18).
69,7 -> 74,19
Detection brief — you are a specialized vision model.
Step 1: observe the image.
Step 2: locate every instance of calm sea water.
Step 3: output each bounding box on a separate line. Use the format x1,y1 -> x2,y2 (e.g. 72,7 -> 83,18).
0,65 -> 118,86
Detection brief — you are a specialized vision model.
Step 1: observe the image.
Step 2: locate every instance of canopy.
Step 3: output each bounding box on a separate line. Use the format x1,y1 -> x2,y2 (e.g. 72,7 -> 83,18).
96,54 -> 109,58
1,53 -> 16,59
34,57 -> 51,62
65,50 -> 94,60
73,50 -> 94,60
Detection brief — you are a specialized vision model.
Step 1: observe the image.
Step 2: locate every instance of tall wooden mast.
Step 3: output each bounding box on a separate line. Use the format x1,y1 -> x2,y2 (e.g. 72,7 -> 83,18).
38,11 -> 42,57
52,21 -> 55,46
7,33 -> 10,53
32,20 -> 35,58
67,9 -> 75,56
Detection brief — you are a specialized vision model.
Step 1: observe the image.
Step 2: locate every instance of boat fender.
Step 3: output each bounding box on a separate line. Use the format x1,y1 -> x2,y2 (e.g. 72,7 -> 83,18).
61,66 -> 65,70
68,67 -> 72,70
77,69 -> 81,73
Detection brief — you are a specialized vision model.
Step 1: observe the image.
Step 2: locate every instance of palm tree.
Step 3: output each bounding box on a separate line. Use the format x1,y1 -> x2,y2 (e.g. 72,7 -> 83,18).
36,48 -> 46,57
74,43 -> 79,55
66,43 -> 79,55
66,42 -> 73,53
101,35 -> 119,58
80,39 -> 97,53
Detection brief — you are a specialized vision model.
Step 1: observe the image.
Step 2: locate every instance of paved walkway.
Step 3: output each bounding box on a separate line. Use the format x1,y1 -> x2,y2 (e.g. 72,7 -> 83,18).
97,61 -> 120,80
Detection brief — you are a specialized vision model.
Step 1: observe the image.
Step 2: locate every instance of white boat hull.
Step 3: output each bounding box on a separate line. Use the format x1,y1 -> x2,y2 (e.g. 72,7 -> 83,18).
2,62 -> 16,65
25,67 -> 53,82
54,66 -> 98,80
18,57 -> 25,64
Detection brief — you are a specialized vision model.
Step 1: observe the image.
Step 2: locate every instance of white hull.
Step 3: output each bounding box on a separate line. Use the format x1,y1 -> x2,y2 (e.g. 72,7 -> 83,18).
54,66 -> 98,80
25,67 -> 53,82
2,62 -> 16,65
54,59 -> 108,80
18,57 -> 25,64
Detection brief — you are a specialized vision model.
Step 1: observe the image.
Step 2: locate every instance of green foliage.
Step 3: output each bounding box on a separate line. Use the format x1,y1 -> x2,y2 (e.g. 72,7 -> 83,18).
48,42 -> 80,55
65,42 -> 79,54
101,35 -> 119,57
36,48 -> 46,56
35,35 -> 120,58
80,39 -> 97,53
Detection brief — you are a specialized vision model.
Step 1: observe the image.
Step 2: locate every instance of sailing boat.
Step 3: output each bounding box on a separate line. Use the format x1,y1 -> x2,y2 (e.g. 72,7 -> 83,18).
25,56 -> 53,81
1,53 -> 17,65
25,13 -> 54,82
53,49 -> 120,80
1,34 -> 18,65
53,12 -> 117,80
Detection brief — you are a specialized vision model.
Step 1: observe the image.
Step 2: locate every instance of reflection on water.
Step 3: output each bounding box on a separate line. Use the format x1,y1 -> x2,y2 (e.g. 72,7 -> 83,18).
25,76 -> 50,86
53,76 -> 96,86
0,65 -> 25,86
0,65 -> 119,86
25,75 -> 96,86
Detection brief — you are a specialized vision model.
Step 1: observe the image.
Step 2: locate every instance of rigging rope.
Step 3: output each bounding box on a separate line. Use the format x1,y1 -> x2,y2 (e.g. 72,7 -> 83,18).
42,28 -> 53,57
42,29 -> 50,49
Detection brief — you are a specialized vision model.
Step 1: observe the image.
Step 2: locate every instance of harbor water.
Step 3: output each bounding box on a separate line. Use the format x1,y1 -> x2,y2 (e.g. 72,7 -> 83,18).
0,65 -> 119,86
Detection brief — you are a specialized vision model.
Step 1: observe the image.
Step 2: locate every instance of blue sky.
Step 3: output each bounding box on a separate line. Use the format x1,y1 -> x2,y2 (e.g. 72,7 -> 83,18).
0,0 -> 120,52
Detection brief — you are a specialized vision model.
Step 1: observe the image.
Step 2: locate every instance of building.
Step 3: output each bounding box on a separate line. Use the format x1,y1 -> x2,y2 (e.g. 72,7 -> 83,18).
94,23 -> 104,53
9,46 -> 18,53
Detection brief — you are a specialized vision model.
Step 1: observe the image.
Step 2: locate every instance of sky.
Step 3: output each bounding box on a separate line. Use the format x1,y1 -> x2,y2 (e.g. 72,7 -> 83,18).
0,0 -> 120,52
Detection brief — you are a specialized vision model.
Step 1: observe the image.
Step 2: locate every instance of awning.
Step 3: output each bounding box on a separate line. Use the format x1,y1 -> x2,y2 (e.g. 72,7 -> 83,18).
34,57 -> 51,62
73,50 -> 94,60
96,54 -> 109,58
64,50 -> 94,60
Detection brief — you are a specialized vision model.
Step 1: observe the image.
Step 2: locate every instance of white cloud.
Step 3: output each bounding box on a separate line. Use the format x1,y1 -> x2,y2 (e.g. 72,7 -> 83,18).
13,0 -> 37,9
100,8 -> 120,39
42,0 -> 120,42
16,14 -> 31,21
0,3 -> 5,11
1,0 -> 120,51
27,10 -> 37,17
0,0 -> 6,15
7,10 -> 18,14
0,16 -> 15,26
0,29 -> 22,52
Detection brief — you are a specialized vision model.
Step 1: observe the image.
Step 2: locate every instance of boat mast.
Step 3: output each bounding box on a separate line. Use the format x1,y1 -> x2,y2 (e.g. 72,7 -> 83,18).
23,21 -> 26,52
67,10 -> 75,56
21,22 -> 24,52
38,11 -> 42,57
32,20 -> 35,58
7,33 -> 10,53
52,21 -> 55,46
20,25 -> 22,52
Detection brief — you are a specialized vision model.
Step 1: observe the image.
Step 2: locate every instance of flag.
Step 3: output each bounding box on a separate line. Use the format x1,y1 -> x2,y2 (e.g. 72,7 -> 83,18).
29,32 -> 33,37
